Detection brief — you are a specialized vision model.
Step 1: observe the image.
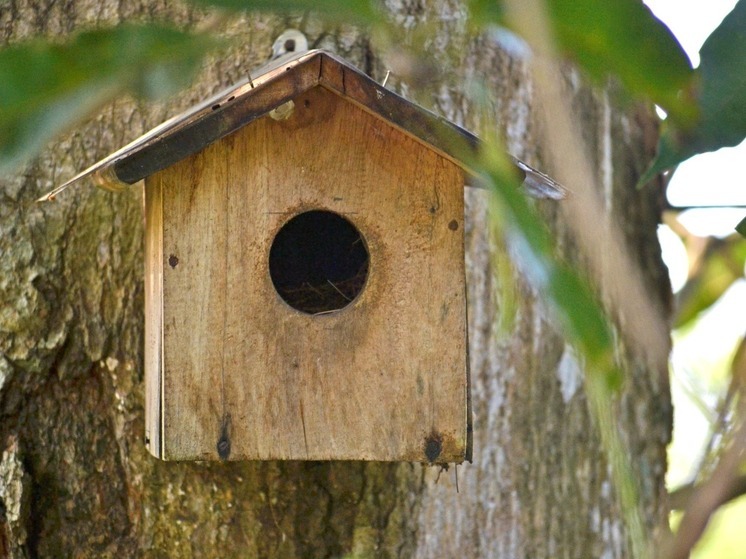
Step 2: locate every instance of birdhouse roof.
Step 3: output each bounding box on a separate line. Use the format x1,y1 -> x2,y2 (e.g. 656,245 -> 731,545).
41,49 -> 566,201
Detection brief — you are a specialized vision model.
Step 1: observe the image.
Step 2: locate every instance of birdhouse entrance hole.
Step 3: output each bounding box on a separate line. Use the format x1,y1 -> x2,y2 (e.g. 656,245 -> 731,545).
269,210 -> 369,314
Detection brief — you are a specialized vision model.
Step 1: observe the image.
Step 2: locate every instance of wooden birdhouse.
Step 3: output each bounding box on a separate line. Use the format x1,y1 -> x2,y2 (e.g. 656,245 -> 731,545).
45,47 -> 564,463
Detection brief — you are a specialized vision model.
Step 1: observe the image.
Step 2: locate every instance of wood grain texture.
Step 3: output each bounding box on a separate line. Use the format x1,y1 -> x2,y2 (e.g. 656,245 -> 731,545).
150,86 -> 468,462
144,175 -> 164,457
116,56 -> 323,186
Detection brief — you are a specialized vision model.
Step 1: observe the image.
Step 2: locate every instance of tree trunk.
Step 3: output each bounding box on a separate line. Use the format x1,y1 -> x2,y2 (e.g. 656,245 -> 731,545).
0,1 -> 671,557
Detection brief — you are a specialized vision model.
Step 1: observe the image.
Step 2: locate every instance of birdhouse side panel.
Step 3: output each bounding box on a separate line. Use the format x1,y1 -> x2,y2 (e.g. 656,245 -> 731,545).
144,174 -> 164,458
156,85 -> 468,462
158,150 -> 239,459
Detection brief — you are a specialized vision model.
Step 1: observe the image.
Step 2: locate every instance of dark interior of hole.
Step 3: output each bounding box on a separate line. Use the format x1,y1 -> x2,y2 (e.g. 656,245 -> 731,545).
269,210 -> 369,314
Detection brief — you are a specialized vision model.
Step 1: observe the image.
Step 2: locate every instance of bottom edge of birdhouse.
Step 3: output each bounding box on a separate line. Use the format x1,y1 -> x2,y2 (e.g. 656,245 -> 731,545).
150,454 -> 471,465
148,435 -> 469,465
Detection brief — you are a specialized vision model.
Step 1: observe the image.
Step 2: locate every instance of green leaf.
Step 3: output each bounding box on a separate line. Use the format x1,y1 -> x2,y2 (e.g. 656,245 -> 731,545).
688,1 -> 746,151
737,215 -> 746,238
481,144 -> 618,386
545,0 -> 695,124
696,0 -> 746,148
468,0 -> 505,23
188,0 -> 383,25
471,0 -> 695,125
637,131 -> 691,186
643,0 -> 746,182
674,236 -> 746,329
0,24 -> 223,173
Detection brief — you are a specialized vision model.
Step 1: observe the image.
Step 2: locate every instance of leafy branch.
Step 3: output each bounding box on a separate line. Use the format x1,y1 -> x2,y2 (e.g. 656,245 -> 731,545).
3,0 -> 746,557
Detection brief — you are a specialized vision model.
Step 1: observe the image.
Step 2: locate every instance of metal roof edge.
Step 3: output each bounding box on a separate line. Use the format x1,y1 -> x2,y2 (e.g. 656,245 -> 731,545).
39,49 -> 568,202
38,49 -> 325,201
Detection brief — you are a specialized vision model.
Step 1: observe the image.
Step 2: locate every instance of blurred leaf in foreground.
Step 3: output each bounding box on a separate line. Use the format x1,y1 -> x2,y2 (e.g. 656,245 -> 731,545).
471,0 -> 694,125
641,0 -> 746,184
545,0 -> 695,125
0,24 -> 223,173
468,0 -> 505,24
674,235 -> 746,329
480,137 -> 644,553
188,0 -> 384,25
478,139 -> 619,387
732,210 -> 746,239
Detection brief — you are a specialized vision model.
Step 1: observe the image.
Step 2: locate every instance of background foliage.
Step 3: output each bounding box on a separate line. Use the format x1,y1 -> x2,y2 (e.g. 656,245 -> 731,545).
2,0 -> 745,556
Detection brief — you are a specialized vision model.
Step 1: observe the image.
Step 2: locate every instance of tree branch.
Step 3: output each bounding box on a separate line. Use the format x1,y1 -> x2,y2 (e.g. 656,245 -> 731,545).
669,474 -> 746,511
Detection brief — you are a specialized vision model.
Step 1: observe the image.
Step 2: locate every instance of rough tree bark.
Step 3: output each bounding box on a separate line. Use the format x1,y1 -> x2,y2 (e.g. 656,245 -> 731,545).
0,1 -> 671,557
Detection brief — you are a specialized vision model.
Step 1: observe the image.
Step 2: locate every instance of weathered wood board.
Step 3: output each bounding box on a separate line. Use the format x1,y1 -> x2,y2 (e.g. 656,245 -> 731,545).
144,85 -> 468,462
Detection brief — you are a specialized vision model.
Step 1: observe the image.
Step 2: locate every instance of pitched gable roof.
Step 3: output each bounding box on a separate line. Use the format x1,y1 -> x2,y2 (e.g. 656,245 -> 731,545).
40,49 -> 566,201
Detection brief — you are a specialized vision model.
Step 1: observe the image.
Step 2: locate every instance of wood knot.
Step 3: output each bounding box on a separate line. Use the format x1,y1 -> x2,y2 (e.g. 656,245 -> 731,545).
217,415 -> 232,460
217,435 -> 231,460
424,432 -> 443,463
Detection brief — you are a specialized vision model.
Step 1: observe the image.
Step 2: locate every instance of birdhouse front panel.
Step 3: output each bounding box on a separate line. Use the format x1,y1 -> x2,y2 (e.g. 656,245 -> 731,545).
144,85 -> 468,462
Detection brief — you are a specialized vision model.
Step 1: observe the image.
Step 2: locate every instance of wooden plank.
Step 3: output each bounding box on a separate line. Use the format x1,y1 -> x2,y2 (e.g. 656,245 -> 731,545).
115,56 -> 323,185
319,55 -> 479,172
158,146 -> 233,460
158,86 -> 468,462
143,175 -> 164,458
